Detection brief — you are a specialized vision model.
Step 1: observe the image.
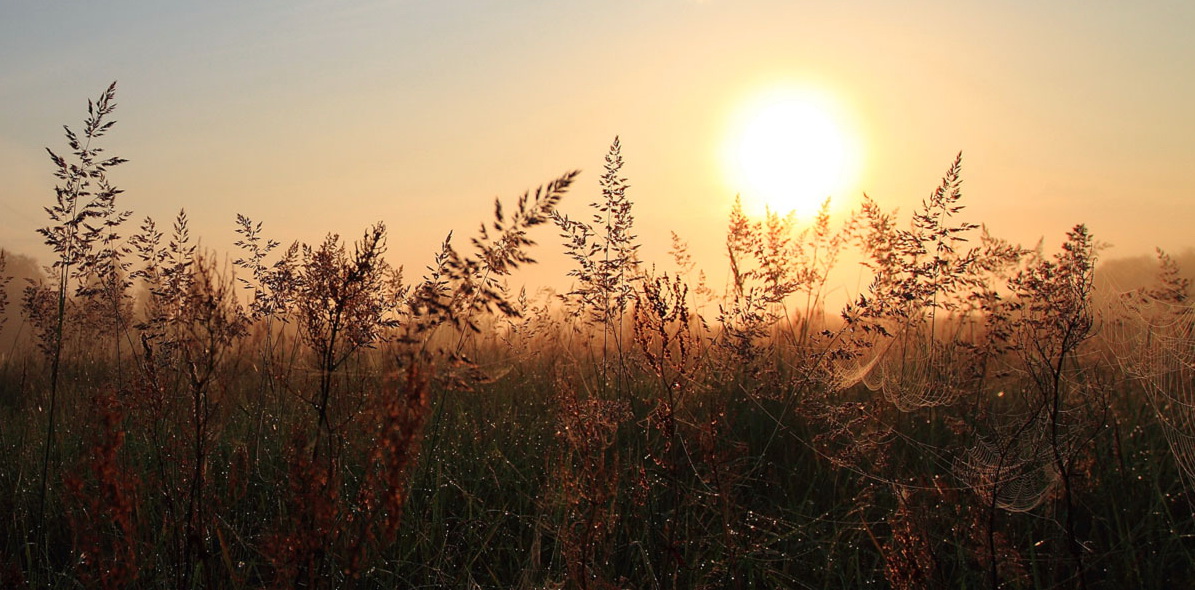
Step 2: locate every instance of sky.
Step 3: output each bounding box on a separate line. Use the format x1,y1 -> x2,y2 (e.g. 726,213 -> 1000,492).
2,0 -> 1193,293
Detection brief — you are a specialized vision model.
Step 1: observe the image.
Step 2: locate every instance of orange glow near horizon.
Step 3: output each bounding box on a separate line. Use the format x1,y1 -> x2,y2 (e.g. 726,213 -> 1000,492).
722,86 -> 862,219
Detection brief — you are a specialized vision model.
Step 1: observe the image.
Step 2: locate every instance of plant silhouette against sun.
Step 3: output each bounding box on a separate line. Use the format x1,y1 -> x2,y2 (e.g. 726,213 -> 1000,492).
31,81 -> 128,536
554,137 -> 641,397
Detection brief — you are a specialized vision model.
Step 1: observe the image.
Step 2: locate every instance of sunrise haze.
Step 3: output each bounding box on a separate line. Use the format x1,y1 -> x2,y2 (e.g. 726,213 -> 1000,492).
8,3 -> 1195,586
2,0 -> 1192,289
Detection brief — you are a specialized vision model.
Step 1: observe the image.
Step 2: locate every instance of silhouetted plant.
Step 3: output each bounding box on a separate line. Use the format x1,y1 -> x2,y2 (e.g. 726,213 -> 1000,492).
667,231 -> 713,309
0,252 -> 11,336
791,198 -> 857,347
411,170 -> 578,346
1006,225 -> 1102,588
131,209 -> 197,362
294,222 -> 400,462
714,197 -> 777,381
814,156 -> 1095,589
874,500 -> 935,590
1145,247 -> 1190,305
232,214 -> 302,463
74,172 -> 133,381
234,214 -> 302,320
409,171 -> 578,511
553,137 -> 641,396
837,153 -> 983,410
31,80 -> 127,538
345,364 -> 431,580
633,271 -> 701,585
175,254 -> 249,587
716,195 -> 855,391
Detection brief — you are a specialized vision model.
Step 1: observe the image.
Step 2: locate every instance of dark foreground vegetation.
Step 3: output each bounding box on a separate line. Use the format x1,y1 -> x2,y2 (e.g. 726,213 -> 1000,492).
2,83 -> 1194,589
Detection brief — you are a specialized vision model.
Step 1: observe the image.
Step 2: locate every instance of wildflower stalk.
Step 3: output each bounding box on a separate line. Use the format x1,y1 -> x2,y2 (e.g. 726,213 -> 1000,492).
35,81 -> 127,536
553,138 -> 639,398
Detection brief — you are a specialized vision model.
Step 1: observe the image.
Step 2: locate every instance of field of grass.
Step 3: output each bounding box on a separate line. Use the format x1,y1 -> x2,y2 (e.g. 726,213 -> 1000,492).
2,83 -> 1195,589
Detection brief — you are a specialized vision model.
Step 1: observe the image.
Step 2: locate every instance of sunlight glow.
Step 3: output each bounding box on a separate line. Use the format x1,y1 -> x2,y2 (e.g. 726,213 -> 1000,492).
723,88 -> 860,217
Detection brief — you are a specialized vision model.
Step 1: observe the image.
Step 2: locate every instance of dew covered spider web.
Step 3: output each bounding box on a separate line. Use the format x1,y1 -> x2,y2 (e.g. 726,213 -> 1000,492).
828,325 -> 970,412
1107,292 -> 1195,483
952,412 -> 1080,513
823,319 -> 1087,513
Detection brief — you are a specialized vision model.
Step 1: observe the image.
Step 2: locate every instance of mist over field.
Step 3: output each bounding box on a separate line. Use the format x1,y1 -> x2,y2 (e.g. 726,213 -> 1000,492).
3,223 -> 1193,359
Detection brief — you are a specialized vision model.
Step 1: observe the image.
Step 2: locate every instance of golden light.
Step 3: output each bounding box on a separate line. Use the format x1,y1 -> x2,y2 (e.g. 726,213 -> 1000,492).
723,88 -> 860,217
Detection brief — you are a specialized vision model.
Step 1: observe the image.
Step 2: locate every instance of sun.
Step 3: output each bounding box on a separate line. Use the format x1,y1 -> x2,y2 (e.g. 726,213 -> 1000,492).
723,88 -> 860,217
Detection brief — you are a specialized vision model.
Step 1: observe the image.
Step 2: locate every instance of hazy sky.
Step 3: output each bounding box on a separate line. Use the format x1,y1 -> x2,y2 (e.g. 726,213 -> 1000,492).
2,0 -> 1193,290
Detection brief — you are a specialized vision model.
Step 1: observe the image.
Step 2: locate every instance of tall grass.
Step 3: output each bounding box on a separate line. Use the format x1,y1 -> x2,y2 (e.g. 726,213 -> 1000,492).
2,83 -> 1194,588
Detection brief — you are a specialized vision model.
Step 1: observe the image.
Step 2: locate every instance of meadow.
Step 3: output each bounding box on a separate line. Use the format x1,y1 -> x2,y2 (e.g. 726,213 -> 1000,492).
2,83 -> 1194,589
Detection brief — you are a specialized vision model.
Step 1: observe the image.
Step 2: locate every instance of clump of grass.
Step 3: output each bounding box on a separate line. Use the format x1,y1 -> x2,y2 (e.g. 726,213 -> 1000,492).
61,391 -> 140,590
546,373 -> 629,589
259,365 -> 430,588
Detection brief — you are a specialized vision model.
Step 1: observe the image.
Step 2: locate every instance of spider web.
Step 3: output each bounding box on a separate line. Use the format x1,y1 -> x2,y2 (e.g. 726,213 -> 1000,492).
954,415 -> 1072,513
1108,293 -> 1195,482
828,326 -> 969,411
